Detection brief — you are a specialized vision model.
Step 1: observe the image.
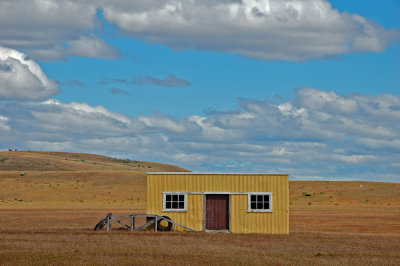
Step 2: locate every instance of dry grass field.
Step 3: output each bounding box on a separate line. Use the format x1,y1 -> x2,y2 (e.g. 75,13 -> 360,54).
1,151 -> 400,265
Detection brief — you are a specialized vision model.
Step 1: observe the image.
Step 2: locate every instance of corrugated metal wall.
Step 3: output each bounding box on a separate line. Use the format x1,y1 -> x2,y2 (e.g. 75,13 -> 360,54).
147,173 -> 289,234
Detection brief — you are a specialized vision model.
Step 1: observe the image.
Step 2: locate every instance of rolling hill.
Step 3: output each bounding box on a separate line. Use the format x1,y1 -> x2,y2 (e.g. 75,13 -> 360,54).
0,150 -> 188,206
0,150 -> 188,172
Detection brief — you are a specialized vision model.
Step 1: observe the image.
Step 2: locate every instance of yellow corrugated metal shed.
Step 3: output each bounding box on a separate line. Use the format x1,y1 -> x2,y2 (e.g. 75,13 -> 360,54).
147,172 -> 289,234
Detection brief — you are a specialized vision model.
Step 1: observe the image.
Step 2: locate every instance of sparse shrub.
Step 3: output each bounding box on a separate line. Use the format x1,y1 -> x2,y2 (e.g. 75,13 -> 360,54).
308,202 -> 312,205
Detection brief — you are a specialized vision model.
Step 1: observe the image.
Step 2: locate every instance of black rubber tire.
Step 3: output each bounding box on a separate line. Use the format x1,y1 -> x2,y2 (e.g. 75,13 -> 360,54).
156,216 -> 172,231
94,213 -> 112,231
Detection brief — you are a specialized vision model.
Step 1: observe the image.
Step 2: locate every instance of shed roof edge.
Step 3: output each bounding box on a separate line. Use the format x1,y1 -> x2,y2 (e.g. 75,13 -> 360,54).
147,172 -> 289,175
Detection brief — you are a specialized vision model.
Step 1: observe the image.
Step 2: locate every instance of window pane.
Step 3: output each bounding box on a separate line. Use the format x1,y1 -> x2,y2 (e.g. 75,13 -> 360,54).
166,195 -> 171,201
172,195 -> 178,201
178,201 -> 184,209
179,195 -> 184,201
249,194 -> 271,211
166,202 -> 171,209
172,202 -> 178,209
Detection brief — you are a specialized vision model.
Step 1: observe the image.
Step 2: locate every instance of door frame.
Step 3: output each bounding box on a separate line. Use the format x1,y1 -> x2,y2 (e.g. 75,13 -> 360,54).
203,193 -> 231,231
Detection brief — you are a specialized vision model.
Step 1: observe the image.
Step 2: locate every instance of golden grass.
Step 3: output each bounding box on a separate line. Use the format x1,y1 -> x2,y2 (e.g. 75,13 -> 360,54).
0,150 -> 188,172
0,171 -> 147,206
1,181 -> 399,265
1,225 -> 399,265
1,151 -> 400,264
289,181 -> 400,235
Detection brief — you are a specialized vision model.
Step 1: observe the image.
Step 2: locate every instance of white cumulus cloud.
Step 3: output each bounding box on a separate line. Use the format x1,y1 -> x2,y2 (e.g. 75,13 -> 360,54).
1,87 -> 400,181
0,113 -> 10,131
67,35 -> 120,59
0,46 -> 59,100
101,0 -> 399,61
31,99 -> 131,136
0,0 -> 398,61
0,0 -> 118,60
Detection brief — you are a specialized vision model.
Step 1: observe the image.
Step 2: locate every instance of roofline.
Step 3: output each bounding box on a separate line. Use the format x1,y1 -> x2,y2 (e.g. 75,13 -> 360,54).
147,172 -> 289,175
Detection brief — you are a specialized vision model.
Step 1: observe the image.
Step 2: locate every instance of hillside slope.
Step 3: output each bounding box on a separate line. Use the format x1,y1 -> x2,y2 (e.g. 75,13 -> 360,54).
0,150 -> 189,207
0,150 -> 188,172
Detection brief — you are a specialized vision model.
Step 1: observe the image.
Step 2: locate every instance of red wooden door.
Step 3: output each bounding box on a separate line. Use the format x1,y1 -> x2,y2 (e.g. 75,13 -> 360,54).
206,194 -> 229,230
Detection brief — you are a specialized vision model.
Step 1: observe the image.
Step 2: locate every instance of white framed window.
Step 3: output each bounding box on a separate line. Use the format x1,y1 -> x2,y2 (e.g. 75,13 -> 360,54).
162,192 -> 187,212
247,192 -> 273,212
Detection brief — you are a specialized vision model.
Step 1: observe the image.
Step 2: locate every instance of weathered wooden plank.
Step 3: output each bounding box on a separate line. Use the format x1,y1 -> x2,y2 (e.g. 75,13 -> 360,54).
110,216 -> 131,229
130,216 -> 135,231
159,217 -> 196,232
128,214 -> 156,218
107,216 -> 112,231
134,219 -> 155,231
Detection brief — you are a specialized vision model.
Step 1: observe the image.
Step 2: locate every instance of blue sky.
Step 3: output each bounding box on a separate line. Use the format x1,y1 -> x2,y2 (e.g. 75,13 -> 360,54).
0,0 -> 399,181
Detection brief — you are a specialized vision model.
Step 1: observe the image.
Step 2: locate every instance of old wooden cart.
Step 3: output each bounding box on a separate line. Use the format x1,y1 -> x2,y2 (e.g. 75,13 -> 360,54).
94,213 -> 196,232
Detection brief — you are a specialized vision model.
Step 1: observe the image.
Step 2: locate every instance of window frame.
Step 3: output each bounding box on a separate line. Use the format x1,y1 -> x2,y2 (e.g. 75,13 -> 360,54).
247,192 -> 273,212
162,192 -> 188,212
